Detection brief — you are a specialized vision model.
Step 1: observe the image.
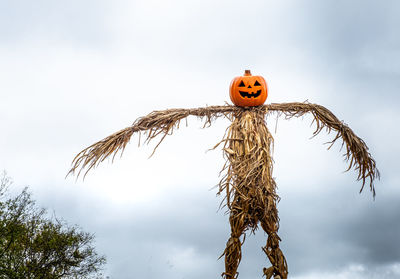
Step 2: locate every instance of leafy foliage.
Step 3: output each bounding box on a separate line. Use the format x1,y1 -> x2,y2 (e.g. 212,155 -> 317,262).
0,171 -> 106,279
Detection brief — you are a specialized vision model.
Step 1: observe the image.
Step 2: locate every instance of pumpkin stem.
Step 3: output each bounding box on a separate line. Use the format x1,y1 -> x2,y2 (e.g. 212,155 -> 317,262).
244,70 -> 252,76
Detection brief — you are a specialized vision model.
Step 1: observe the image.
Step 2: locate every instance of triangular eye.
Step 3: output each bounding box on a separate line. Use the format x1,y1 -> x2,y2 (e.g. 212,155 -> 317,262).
238,81 -> 245,87
254,80 -> 261,86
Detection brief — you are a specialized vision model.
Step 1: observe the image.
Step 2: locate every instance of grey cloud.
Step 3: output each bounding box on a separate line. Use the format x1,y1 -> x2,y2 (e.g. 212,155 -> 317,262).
61,185 -> 229,279
345,194 -> 400,265
276,179 -> 400,276
289,1 -> 400,84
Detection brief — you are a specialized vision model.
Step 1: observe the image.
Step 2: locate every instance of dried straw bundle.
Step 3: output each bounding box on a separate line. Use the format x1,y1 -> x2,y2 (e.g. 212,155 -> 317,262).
68,106 -> 236,178
68,102 -> 379,279
266,102 -> 379,196
216,108 -> 287,279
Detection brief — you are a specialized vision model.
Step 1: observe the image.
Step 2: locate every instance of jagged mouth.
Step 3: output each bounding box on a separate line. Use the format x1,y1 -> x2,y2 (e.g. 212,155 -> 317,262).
239,90 -> 262,98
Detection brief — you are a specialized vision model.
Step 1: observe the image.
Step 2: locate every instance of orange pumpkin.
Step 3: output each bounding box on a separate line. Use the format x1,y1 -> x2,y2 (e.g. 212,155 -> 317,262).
229,70 -> 268,107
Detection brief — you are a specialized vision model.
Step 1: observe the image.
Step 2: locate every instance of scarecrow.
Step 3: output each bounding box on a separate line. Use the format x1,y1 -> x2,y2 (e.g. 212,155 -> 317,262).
69,70 -> 379,279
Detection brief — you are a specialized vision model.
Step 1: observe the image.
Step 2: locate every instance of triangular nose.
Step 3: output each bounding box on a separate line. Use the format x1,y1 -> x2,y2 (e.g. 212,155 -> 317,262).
247,85 -> 252,88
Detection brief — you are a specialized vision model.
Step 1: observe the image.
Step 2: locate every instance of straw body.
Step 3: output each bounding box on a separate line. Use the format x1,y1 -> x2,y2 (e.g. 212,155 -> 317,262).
218,109 -> 287,279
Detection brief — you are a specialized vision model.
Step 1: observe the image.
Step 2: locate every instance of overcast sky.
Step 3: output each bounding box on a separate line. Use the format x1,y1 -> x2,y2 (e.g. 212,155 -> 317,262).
1,0 -> 399,278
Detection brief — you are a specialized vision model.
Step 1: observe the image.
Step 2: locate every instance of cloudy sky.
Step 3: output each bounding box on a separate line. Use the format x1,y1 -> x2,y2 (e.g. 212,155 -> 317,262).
1,0 -> 399,278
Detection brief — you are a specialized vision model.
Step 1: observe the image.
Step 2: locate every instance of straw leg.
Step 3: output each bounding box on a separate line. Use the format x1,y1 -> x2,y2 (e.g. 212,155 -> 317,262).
260,214 -> 288,279
222,206 -> 248,279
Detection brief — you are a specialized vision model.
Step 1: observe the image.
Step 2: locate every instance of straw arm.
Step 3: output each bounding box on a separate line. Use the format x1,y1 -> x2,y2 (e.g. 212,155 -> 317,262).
68,105 -> 238,178
264,102 -> 380,196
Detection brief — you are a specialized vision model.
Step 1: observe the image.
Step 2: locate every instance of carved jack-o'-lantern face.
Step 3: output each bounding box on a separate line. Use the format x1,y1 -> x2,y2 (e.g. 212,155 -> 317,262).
229,70 -> 268,107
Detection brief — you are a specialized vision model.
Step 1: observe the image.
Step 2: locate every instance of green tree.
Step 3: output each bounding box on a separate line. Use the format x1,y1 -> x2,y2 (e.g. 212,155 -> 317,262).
0,171 -> 106,279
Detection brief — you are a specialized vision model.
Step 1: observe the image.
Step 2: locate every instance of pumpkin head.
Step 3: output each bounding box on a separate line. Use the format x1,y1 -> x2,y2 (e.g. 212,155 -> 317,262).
229,70 -> 268,107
